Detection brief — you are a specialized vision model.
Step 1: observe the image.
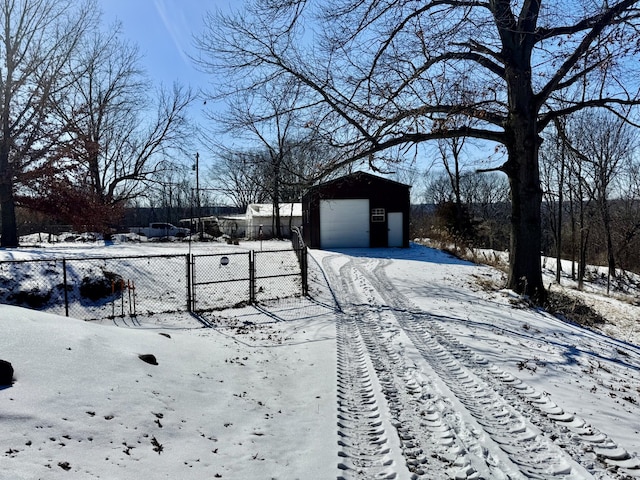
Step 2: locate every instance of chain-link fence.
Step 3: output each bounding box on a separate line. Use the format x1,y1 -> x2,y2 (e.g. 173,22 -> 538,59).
68,255 -> 190,319
291,226 -> 338,310
0,254 -> 190,320
0,247 -> 309,320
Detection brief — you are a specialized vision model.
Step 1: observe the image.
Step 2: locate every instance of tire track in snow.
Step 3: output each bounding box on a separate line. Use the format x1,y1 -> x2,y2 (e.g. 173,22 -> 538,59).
325,255 -> 517,479
357,256 -> 640,480
328,255 -> 401,479
426,321 -> 640,479
336,314 -> 399,478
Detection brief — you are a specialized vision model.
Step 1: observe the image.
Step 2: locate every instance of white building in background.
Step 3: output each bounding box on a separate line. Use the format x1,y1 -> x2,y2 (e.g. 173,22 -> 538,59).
243,203 -> 302,239
183,203 -> 303,240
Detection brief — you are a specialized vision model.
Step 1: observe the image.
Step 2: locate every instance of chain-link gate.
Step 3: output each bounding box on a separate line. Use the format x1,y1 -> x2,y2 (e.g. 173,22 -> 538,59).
253,249 -> 303,302
189,248 -> 306,312
190,251 -> 252,311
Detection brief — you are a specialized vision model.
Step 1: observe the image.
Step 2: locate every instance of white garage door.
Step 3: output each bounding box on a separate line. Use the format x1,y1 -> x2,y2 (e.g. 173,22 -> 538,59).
320,199 -> 370,248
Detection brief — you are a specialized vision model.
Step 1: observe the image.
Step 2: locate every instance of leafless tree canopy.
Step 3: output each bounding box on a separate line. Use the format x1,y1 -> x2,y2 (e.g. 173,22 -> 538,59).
196,0 -> 640,301
197,1 -> 640,160
58,26 -> 196,207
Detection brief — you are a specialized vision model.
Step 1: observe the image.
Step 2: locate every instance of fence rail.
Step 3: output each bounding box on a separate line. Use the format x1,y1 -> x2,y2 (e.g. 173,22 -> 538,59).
0,247 -> 308,320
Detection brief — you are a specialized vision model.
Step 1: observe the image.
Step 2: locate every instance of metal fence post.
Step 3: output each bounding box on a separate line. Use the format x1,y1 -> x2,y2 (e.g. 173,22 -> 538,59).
62,258 -> 69,317
302,246 -> 308,296
249,250 -> 255,304
186,253 -> 192,312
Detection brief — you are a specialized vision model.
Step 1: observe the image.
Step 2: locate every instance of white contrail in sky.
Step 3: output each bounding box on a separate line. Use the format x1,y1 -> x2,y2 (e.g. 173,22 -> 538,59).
153,0 -> 192,67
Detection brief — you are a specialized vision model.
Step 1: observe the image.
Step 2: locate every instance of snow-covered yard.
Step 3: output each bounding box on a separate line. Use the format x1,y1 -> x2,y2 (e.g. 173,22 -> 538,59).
1,240 -> 640,479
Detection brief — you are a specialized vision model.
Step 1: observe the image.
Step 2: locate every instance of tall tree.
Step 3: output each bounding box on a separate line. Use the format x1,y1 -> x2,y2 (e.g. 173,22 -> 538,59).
560,125 -> 594,290
433,134 -> 476,249
197,0 -> 640,302
615,158 -> 640,272
540,119 -> 568,284
59,26 -> 195,211
0,0 -> 98,247
208,148 -> 270,210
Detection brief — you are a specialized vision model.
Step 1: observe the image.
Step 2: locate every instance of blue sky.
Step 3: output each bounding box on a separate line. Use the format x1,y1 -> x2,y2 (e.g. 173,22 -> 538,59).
100,0 -> 234,92
99,0 -> 239,166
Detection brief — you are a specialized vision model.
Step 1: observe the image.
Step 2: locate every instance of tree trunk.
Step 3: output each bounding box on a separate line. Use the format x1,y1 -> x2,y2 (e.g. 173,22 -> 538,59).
503,62 -> 545,302
272,161 -> 282,239
0,115 -> 17,247
599,198 -> 616,288
569,189 -> 576,280
577,196 -> 588,290
506,149 -> 545,302
0,176 -> 17,247
578,226 -> 589,290
555,144 -> 565,284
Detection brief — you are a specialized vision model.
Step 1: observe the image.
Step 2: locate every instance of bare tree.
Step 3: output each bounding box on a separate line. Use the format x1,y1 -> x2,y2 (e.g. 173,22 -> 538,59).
58,26 -> 195,210
207,149 -> 269,210
0,0 -> 99,246
559,110 -> 637,292
424,173 -> 455,206
438,137 -> 467,208
425,169 -> 510,250
550,116 -> 595,290
204,79 -> 312,238
540,120 -> 568,284
196,0 -> 640,302
431,134 -> 478,249
614,159 -> 640,273
148,165 -> 195,223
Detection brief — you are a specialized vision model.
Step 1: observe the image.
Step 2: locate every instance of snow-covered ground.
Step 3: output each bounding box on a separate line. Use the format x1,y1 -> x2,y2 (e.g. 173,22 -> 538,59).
1,240 -> 640,479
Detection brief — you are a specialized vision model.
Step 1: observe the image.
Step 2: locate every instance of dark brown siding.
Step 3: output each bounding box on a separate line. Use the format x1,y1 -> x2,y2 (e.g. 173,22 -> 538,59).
302,172 -> 411,249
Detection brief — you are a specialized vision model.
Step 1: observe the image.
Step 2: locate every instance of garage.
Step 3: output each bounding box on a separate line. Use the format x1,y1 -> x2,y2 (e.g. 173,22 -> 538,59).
302,172 -> 411,249
319,199 -> 370,248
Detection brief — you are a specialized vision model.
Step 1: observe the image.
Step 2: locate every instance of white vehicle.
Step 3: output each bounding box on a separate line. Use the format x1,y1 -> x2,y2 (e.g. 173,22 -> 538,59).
129,222 -> 190,238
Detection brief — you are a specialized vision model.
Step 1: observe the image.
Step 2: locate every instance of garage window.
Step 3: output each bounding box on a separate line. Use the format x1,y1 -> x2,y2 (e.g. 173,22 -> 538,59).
371,208 -> 385,222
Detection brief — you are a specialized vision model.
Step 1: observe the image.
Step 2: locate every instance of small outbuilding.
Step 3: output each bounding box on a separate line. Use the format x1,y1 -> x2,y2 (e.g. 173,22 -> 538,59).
302,172 -> 410,249
216,203 -> 303,240
245,203 -> 302,239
